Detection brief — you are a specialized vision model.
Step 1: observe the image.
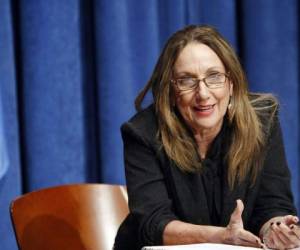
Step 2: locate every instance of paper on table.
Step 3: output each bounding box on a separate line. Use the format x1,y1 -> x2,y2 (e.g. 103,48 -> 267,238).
141,243 -> 263,250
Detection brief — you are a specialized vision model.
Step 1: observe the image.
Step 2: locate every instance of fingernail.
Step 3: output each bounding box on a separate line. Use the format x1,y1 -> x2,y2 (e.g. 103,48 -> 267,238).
276,221 -> 281,226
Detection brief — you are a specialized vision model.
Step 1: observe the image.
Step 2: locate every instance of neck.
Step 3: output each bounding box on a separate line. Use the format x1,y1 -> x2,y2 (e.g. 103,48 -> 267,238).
193,122 -> 223,159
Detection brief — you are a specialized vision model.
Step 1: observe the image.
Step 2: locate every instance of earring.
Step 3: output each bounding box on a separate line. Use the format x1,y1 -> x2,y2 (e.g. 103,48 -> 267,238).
228,96 -> 232,110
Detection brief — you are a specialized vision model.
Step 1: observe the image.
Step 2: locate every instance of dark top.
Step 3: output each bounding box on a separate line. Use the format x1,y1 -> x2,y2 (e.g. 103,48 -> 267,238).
114,104 -> 296,250
200,118 -> 229,226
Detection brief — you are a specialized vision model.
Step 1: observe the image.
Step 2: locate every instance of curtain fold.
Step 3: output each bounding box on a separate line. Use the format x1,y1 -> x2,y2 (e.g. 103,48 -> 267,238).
241,0 -> 299,209
17,0 -> 88,189
0,2 -> 22,249
1,1 -> 299,249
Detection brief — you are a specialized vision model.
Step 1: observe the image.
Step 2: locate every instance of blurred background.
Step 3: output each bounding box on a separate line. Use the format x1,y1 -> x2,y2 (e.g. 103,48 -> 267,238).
0,0 -> 299,249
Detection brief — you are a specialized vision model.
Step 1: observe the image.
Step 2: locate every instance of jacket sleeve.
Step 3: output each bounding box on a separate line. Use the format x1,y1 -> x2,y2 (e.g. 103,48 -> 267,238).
248,114 -> 297,234
121,122 -> 178,246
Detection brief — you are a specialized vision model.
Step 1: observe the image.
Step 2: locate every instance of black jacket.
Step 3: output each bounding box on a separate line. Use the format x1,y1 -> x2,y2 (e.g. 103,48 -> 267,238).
114,104 -> 296,250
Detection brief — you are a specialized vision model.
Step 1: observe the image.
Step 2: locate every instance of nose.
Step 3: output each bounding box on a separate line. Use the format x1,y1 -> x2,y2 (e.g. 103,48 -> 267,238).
195,80 -> 210,100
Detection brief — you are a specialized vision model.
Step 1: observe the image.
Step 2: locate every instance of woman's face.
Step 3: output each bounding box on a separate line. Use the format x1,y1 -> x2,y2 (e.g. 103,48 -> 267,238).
173,42 -> 233,134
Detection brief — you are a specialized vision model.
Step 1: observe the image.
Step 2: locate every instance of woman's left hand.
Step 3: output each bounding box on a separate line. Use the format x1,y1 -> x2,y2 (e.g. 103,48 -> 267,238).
262,215 -> 300,249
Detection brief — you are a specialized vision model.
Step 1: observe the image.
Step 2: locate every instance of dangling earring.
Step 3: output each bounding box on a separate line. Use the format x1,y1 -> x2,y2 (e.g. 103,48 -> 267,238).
228,96 -> 233,110
227,96 -> 234,122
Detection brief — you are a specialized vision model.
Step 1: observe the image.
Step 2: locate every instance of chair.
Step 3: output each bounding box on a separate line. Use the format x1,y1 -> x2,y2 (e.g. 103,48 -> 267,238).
10,184 -> 129,250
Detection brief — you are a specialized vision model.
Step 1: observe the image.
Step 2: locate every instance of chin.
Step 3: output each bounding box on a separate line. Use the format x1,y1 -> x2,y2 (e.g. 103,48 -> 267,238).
196,124 -> 217,130
194,118 -> 223,131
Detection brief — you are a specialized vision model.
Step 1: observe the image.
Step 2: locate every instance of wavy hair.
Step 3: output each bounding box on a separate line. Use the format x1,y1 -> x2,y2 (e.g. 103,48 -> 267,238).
135,25 -> 277,189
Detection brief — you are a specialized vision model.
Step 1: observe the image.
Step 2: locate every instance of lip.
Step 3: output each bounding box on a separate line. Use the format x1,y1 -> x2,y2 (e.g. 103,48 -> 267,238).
193,104 -> 215,116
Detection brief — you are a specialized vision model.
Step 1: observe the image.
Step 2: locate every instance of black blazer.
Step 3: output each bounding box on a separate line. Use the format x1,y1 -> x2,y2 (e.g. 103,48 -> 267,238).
114,105 -> 296,250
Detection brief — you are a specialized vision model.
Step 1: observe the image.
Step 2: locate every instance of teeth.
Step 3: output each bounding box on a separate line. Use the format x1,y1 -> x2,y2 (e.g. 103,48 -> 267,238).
197,105 -> 213,110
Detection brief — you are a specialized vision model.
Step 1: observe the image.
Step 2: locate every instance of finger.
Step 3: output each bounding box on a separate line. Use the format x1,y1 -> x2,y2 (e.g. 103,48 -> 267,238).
268,227 -> 286,250
291,224 -> 300,239
235,229 -> 262,248
238,238 -> 263,248
272,223 -> 291,245
237,238 -> 261,248
263,229 -> 276,249
236,199 -> 244,211
283,215 -> 299,226
276,222 -> 300,246
264,235 -> 275,249
229,200 -> 244,227
259,243 -> 268,249
271,222 -> 300,249
262,227 -> 272,246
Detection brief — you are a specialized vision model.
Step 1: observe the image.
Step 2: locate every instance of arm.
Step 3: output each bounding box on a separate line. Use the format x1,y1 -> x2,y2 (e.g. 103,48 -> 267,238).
123,122 -> 262,247
163,220 -> 226,244
164,200 -> 262,247
248,114 -> 298,248
249,114 -> 296,232
122,121 -> 178,246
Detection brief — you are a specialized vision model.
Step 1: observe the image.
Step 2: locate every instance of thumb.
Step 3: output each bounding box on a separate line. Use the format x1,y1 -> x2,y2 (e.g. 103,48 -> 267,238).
283,215 -> 299,226
229,199 -> 244,228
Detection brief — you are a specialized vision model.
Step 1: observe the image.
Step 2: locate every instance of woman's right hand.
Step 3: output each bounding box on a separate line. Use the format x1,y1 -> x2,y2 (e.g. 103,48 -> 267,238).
223,200 -> 264,248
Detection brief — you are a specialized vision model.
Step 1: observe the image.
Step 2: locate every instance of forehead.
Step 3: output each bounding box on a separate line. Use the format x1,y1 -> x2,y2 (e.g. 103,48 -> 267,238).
173,42 -> 225,73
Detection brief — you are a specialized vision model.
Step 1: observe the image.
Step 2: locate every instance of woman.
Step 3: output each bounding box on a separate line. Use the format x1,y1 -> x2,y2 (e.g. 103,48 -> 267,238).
114,25 -> 300,249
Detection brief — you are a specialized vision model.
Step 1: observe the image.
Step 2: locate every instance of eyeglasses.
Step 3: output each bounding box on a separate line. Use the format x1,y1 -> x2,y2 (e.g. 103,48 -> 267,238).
171,72 -> 228,91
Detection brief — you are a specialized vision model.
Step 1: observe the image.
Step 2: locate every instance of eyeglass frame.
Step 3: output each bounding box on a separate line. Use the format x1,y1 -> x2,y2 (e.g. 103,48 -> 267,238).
171,72 -> 230,91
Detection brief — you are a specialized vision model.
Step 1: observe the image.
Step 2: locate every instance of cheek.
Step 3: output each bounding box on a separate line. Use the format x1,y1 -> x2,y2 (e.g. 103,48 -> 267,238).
175,92 -> 195,119
216,92 -> 230,113
220,99 -> 229,114
175,92 -> 194,111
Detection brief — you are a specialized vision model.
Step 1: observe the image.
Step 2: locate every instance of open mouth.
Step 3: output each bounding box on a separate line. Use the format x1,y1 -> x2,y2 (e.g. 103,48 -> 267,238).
192,104 -> 215,117
193,104 -> 215,112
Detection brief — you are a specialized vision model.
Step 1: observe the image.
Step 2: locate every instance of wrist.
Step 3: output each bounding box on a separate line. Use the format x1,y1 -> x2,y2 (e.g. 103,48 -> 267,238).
221,226 -> 234,244
207,226 -> 228,244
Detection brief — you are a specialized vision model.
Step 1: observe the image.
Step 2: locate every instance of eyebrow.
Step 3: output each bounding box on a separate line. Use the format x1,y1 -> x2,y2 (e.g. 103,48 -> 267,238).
174,71 -> 197,78
174,67 -> 224,77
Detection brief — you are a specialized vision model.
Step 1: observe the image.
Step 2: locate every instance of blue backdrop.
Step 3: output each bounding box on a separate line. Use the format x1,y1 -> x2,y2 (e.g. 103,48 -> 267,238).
0,1 -> 299,249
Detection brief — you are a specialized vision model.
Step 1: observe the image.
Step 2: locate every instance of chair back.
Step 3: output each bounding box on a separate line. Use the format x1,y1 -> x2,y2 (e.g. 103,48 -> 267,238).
10,184 -> 128,250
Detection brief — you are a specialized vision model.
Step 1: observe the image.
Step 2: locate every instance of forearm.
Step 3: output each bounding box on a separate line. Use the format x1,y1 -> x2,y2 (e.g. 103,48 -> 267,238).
163,220 -> 226,245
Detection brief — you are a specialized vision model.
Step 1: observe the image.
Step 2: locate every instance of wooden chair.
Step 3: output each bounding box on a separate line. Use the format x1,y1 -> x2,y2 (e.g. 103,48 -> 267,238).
10,184 -> 129,250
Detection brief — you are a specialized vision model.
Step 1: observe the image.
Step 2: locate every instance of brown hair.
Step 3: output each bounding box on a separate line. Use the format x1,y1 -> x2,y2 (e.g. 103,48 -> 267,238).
135,25 -> 277,189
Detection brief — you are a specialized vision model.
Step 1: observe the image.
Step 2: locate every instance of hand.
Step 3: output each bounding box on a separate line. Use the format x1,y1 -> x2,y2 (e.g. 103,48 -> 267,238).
262,215 -> 300,249
223,200 -> 264,248
289,223 -> 300,248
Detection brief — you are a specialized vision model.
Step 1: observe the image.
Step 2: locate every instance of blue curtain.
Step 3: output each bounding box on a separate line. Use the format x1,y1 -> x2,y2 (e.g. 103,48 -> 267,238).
0,1 -> 299,249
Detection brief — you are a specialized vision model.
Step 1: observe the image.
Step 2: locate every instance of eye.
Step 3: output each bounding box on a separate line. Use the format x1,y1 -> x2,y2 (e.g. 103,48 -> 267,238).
178,78 -> 197,88
206,72 -> 223,80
